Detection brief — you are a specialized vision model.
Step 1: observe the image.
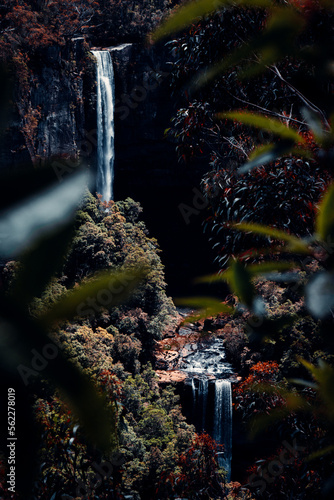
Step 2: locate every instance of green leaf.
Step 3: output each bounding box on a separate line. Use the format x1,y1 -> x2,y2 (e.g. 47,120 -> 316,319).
0,164 -> 71,212
220,111 -> 305,143
39,268 -> 147,325
301,106 -> 327,142
0,169 -> 92,258
228,260 -> 255,308
174,296 -> 234,322
197,261 -> 298,285
315,183 -> 334,242
307,445 -> 334,461
299,358 -> 334,420
247,261 -> 299,276
239,7 -> 305,78
151,0 -> 271,42
0,297 -> 115,451
231,222 -> 310,253
238,142 -> 296,174
190,7 -> 304,88
12,221 -> 76,306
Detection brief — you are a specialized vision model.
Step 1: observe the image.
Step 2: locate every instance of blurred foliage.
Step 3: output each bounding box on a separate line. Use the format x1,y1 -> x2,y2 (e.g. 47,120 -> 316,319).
153,0 -> 334,496
159,0 -> 334,266
0,167 -> 150,497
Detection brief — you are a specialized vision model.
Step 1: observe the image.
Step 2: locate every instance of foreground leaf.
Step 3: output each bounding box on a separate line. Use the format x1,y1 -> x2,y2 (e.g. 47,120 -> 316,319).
175,296 -> 234,322
305,271 -> 334,319
0,169 -> 92,258
0,297 -> 114,451
220,111 -> 305,143
39,268 -> 148,325
151,0 -> 271,42
231,222 -> 310,253
315,183 -> 334,243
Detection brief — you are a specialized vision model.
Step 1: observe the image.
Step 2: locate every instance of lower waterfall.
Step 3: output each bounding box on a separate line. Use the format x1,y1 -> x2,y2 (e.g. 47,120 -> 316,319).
213,379 -> 232,480
179,337 -> 234,480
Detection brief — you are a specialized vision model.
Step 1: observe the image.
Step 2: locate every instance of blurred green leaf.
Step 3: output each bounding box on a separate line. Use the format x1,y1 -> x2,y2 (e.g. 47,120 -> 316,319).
0,169 -> 92,258
39,268 -> 148,325
307,445 -> 334,461
12,221 -> 75,306
226,260 -> 255,308
231,221 -> 310,253
151,0 -> 271,42
299,358 -> 334,420
220,111 -> 305,143
0,165 -> 68,212
239,7 -> 305,78
197,261 -> 299,286
305,271 -> 334,319
238,142 -> 295,174
246,261 -> 300,276
175,296 -> 234,322
0,297 -> 114,451
190,6 -> 304,89
315,182 -> 334,242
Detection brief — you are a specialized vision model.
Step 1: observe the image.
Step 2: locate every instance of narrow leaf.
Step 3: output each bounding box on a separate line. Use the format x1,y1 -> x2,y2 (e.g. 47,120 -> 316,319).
40,269 -> 147,325
231,222 -> 309,253
238,142 -> 297,174
151,0 -> 271,42
315,183 -> 334,242
0,169 -> 92,258
196,262 -> 298,285
12,221 -> 76,305
220,111 -> 305,143
305,271 -> 334,319
229,260 -> 255,308
175,296 -> 234,323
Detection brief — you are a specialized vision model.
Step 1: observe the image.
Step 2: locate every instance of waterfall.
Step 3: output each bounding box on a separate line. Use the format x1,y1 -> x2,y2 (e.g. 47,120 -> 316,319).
92,50 -> 115,202
179,336 -> 234,478
191,378 -> 196,414
214,380 -> 232,481
198,378 -> 208,430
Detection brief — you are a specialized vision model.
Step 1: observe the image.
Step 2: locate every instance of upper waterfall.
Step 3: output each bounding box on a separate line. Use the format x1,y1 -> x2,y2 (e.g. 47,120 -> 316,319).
92,50 -> 115,202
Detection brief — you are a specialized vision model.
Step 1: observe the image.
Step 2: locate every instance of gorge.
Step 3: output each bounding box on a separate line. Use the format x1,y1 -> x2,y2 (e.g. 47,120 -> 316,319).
1,2 -> 333,498
91,45 -> 235,480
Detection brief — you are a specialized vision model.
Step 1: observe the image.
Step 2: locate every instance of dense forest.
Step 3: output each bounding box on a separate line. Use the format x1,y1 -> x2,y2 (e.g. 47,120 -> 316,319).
1,0 -> 334,499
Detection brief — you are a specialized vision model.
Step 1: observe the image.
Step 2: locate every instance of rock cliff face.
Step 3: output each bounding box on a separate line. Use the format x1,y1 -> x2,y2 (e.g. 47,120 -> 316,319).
1,39 -> 215,291
109,42 -> 216,294
0,37 -> 96,171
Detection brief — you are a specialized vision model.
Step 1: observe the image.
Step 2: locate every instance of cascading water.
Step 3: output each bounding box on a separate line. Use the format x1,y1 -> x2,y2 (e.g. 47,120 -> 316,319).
92,50 -> 115,202
199,378 -> 208,430
214,380 -> 232,480
179,336 -> 234,479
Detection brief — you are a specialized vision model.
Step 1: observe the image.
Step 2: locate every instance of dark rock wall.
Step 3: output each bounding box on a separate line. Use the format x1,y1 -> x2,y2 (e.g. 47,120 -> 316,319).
1,39 -> 216,293
110,42 -> 216,294
0,37 -> 96,171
